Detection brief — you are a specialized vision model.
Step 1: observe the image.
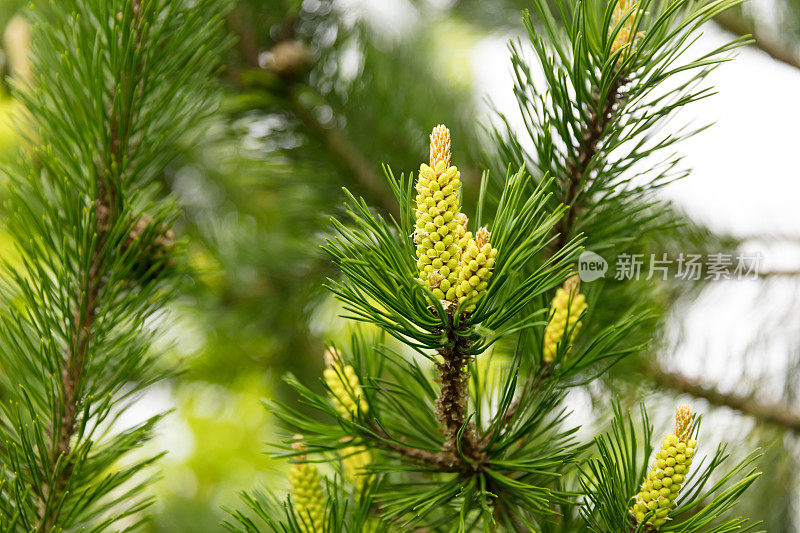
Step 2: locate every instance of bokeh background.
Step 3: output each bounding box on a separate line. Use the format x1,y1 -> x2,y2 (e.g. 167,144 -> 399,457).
0,0 -> 799,530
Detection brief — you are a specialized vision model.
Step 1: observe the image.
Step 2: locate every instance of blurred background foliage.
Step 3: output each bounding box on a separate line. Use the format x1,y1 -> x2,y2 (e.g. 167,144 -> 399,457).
0,0 -> 798,531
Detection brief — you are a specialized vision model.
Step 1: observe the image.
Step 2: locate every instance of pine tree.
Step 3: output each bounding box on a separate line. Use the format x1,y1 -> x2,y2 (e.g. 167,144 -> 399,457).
0,0 -> 228,530
224,1 -> 762,531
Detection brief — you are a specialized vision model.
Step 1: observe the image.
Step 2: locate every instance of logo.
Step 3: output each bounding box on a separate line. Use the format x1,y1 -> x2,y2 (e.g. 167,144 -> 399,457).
578,251 -> 607,282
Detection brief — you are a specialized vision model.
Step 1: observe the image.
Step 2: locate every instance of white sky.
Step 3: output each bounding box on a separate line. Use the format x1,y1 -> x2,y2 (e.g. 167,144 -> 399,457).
473,24 -> 800,237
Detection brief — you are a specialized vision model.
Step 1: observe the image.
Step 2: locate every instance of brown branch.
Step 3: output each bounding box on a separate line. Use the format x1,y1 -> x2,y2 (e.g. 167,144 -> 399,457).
498,367 -> 550,427
434,330 -> 484,471
492,498 -> 527,532
37,6 -> 145,531
552,75 -> 626,252
286,86 -> 396,214
757,268 -> 800,278
228,7 -> 398,216
226,9 -> 259,69
39,203 -> 108,533
369,422 -> 452,472
740,232 -> 800,244
648,363 -> 800,434
714,11 -> 800,71
369,328 -> 488,474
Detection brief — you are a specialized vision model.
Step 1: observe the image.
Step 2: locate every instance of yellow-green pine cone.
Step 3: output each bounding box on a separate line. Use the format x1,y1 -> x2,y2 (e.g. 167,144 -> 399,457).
290,436 -> 326,532
631,406 -> 696,529
542,275 -> 587,363
323,349 -> 368,419
610,0 -> 644,58
414,125 -> 462,302
341,440 -> 372,490
454,227 -> 497,313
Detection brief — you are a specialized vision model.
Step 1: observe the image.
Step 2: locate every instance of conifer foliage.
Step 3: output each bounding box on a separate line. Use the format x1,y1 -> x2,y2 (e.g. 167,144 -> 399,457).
0,0 -> 228,530
225,0 -> 762,532
0,0 -> 765,531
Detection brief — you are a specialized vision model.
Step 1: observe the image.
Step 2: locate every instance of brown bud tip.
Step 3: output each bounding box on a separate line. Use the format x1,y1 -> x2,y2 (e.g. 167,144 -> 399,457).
675,405 -> 692,439
129,213 -> 152,241
324,347 -> 341,367
429,124 -> 451,168
265,40 -> 312,78
564,274 -> 581,296
475,227 -> 491,247
291,434 -> 306,451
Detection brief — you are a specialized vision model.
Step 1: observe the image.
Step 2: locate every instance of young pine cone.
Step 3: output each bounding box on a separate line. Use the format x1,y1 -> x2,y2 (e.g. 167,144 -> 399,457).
323,348 -> 368,419
631,406 -> 696,529
542,275 -> 587,363
289,436 -> 326,532
340,438 -> 372,490
414,125 -> 462,303
454,227 -> 497,313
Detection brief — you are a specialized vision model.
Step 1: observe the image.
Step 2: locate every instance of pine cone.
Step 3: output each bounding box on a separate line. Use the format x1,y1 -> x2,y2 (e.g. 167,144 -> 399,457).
289,436 -> 325,532
323,348 -> 368,419
631,406 -> 696,529
454,226 -> 497,313
543,275 -> 587,363
340,438 -> 372,490
610,0 -> 644,59
414,125 -> 462,303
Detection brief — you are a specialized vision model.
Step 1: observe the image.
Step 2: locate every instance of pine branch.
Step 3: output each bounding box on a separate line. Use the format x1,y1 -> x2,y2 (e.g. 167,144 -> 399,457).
648,362 -> 800,434
499,367 -> 550,427
757,268 -> 800,278
228,1 -> 763,529
553,75 -> 626,252
39,9 -> 145,526
42,201 -> 106,532
714,10 -> 800,71
230,13 -> 397,215
227,7 -> 260,69
434,328 -> 485,472
287,85 -> 395,215
369,329 -> 488,473
0,1 -> 230,529
368,422 -> 452,471
493,499 -> 527,533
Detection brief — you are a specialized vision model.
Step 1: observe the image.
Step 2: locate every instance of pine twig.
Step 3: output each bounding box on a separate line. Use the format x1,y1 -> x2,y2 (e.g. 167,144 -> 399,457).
505,76 -> 627,429
498,367 -> 550,427
714,10 -> 800,71
287,86 -> 396,215
757,268 -> 800,278
648,363 -> 800,434
553,75 -> 626,252
492,498 -> 527,533
368,423 -> 452,472
368,327 -> 491,473
38,8 -> 143,531
434,329 -> 484,471
39,147 -> 109,533
370,328 -> 488,473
